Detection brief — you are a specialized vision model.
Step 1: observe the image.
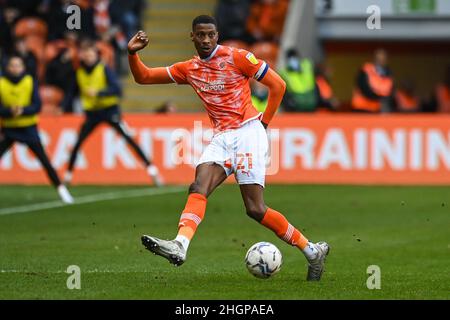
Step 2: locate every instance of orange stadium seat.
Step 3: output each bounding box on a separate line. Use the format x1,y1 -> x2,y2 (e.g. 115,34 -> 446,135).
44,40 -> 67,62
73,0 -> 90,9
14,17 -> 48,39
25,36 -> 46,60
251,42 -> 279,68
220,40 -> 250,51
39,85 -> 64,115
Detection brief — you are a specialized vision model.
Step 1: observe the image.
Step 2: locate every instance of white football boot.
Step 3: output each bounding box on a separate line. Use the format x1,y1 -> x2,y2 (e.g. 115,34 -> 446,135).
57,185 -> 74,204
306,241 -> 330,281
141,235 -> 186,266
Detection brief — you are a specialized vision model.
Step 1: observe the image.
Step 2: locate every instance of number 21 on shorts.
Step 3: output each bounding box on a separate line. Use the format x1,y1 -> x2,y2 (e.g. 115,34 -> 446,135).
236,153 -> 253,172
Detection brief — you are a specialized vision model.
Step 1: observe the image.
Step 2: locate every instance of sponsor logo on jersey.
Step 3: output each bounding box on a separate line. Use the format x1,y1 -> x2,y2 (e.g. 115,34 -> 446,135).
246,52 -> 258,65
200,80 -> 225,92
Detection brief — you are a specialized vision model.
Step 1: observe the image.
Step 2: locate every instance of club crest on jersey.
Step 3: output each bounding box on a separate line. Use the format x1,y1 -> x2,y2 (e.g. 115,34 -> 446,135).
246,52 -> 258,65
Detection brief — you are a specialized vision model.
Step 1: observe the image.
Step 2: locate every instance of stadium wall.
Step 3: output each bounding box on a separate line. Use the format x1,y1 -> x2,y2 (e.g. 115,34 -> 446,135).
1,114 -> 450,185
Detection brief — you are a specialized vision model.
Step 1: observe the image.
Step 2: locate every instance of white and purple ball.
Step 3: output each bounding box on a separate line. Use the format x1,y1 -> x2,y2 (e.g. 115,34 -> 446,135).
245,242 -> 283,279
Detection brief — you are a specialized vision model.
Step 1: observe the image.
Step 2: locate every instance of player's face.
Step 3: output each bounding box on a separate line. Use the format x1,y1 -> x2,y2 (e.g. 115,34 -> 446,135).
6,57 -> 25,77
191,24 -> 219,58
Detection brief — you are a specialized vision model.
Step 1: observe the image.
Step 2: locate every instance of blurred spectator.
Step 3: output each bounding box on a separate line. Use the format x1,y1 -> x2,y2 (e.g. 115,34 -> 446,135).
93,0 -> 111,36
45,31 -> 80,69
61,37 -> 117,112
93,0 -> 127,75
215,0 -> 251,43
66,36 -> 116,71
109,0 -> 146,41
435,65 -> 450,113
351,49 -> 394,113
75,0 -> 97,39
2,37 -> 38,77
279,48 -> 317,112
246,0 -> 289,43
250,79 -> 268,112
394,78 -> 420,113
77,37 -> 120,96
2,0 -> 43,18
63,39 -> 164,187
94,39 -> 115,70
0,54 -> 73,203
155,101 -> 177,114
315,63 -> 339,111
62,30 -> 80,67
44,0 -> 70,40
45,47 -> 76,113
0,6 -> 20,51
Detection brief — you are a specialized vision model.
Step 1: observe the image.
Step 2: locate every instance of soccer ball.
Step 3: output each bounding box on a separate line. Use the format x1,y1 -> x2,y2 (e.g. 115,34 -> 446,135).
245,242 -> 282,279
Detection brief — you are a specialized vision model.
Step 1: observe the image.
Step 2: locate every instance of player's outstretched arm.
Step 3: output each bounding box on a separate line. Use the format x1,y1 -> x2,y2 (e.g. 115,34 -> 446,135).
128,31 -> 173,85
260,68 -> 286,128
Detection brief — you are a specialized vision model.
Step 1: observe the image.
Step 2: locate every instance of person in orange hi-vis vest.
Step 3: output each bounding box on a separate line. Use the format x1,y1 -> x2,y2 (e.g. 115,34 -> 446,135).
352,49 -> 394,113
394,79 -> 420,113
315,63 -> 339,111
435,65 -> 450,113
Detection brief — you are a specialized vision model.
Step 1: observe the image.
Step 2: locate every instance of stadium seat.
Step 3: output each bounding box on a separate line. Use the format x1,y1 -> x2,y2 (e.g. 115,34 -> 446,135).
25,36 -> 46,61
44,40 -> 67,62
251,42 -> 279,68
74,0 -> 90,9
14,17 -> 48,39
39,85 -> 64,115
220,40 -> 250,51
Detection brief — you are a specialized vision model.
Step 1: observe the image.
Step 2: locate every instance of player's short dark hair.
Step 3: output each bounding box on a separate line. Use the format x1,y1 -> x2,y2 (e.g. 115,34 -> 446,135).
192,15 -> 217,31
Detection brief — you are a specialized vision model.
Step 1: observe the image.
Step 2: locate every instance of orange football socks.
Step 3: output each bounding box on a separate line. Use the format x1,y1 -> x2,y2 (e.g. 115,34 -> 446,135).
260,207 -> 309,250
175,193 -> 207,251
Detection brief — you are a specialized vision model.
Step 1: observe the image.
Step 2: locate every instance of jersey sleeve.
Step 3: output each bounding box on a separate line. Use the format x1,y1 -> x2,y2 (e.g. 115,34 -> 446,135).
233,49 -> 269,81
167,61 -> 190,84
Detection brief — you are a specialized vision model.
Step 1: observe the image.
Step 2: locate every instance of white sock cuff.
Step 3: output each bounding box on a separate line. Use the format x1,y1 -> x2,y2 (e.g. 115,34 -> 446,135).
175,235 -> 190,251
302,242 -> 318,260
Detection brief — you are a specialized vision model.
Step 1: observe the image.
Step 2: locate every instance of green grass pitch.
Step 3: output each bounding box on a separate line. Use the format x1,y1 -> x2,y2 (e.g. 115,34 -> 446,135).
0,184 -> 449,299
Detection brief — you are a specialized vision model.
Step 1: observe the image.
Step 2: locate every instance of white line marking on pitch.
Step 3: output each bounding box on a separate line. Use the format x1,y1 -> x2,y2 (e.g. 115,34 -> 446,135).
0,186 -> 185,216
0,270 -> 148,274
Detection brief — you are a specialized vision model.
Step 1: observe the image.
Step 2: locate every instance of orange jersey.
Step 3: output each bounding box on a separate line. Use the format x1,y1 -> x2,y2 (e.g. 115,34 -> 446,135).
166,45 -> 269,131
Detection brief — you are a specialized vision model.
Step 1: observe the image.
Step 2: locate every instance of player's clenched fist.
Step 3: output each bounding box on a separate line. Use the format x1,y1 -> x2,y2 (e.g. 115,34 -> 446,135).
128,31 -> 149,55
